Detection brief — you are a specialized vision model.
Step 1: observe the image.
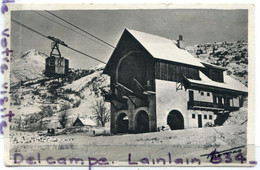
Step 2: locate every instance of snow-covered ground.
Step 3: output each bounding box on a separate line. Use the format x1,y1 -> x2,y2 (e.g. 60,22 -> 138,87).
9,124 -> 247,164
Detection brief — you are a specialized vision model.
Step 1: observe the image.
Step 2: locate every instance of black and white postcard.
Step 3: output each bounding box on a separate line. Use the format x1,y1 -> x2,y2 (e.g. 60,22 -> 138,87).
2,3 -> 255,167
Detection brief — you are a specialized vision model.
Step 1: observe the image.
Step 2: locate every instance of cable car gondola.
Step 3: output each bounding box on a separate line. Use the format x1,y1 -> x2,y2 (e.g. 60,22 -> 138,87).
44,36 -> 69,78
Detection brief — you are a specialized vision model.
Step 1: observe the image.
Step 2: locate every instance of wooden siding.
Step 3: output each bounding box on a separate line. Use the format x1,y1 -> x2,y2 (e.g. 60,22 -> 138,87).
208,68 -> 224,82
108,31 -> 155,94
118,52 -> 148,94
200,62 -> 225,83
155,61 -> 200,82
105,30 -> 150,77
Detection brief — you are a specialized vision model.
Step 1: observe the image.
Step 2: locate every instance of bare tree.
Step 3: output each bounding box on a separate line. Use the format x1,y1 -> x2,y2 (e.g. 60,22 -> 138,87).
92,100 -> 110,127
59,110 -> 68,128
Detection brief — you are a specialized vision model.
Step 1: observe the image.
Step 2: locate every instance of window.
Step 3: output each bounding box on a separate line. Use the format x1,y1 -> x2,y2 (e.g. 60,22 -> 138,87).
209,115 -> 212,120
217,97 -> 222,104
58,59 -> 63,66
189,90 -> 194,101
212,70 -> 222,82
204,115 -> 207,119
192,114 -> 195,119
201,91 -> 204,96
207,92 -> 210,96
230,99 -> 233,107
213,96 -> 217,103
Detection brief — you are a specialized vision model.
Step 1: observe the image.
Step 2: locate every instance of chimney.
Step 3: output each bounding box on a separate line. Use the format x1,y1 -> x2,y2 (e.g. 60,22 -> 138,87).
177,35 -> 185,49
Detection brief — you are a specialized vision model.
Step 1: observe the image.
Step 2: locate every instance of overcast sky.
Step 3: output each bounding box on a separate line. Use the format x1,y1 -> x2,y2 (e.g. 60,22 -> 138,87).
11,9 -> 248,69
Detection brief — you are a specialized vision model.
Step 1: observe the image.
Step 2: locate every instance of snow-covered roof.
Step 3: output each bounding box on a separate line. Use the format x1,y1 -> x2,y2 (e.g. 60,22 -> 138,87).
126,29 -> 205,68
201,61 -> 227,70
185,71 -> 247,93
75,118 -> 96,126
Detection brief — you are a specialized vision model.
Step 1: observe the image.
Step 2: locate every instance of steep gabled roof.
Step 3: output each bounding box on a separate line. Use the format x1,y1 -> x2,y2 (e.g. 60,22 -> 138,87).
73,117 -> 96,126
126,29 -> 205,68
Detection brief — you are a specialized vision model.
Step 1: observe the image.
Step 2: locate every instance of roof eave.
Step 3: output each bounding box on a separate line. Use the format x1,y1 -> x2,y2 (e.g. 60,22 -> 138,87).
187,80 -> 248,96
103,29 -> 130,75
183,76 -> 247,95
201,62 -> 227,71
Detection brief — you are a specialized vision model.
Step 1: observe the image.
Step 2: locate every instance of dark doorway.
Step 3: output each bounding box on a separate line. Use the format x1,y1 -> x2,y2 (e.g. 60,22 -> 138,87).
116,113 -> 129,133
198,114 -> 202,128
167,110 -> 184,130
135,110 -> 149,133
189,90 -> 194,101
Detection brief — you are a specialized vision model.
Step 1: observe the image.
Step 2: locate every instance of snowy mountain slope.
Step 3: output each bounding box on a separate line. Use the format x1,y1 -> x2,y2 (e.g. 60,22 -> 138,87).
10,51 -> 110,130
60,66 -> 110,123
10,49 -> 48,87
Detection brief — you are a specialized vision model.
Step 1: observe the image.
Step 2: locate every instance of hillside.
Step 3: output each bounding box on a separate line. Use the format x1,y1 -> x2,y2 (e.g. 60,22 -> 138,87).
10,50 -> 110,131
186,41 -> 248,86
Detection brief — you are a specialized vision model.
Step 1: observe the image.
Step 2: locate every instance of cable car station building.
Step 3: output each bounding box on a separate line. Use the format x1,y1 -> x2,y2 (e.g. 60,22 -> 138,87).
103,28 -> 248,134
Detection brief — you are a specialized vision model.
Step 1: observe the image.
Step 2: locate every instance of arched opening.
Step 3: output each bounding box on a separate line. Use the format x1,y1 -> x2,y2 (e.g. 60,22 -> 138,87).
116,113 -> 129,133
167,110 -> 184,130
135,110 -> 149,133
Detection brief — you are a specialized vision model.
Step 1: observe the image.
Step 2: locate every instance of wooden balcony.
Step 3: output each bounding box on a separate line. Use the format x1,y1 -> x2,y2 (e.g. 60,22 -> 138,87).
187,100 -> 239,112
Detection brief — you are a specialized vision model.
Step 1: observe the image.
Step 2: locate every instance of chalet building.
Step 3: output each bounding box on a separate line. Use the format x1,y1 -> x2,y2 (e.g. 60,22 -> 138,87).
103,28 -> 247,134
72,117 -> 96,127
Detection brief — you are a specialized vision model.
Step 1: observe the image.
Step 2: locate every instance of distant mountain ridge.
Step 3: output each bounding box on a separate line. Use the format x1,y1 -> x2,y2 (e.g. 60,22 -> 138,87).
10,49 -> 48,87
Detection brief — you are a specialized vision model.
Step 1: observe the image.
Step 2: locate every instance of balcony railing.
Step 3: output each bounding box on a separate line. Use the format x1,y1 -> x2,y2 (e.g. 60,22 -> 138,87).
187,100 -> 239,112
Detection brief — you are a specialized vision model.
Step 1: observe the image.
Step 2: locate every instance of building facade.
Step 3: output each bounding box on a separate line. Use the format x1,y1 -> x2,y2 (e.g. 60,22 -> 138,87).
103,28 -> 247,134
